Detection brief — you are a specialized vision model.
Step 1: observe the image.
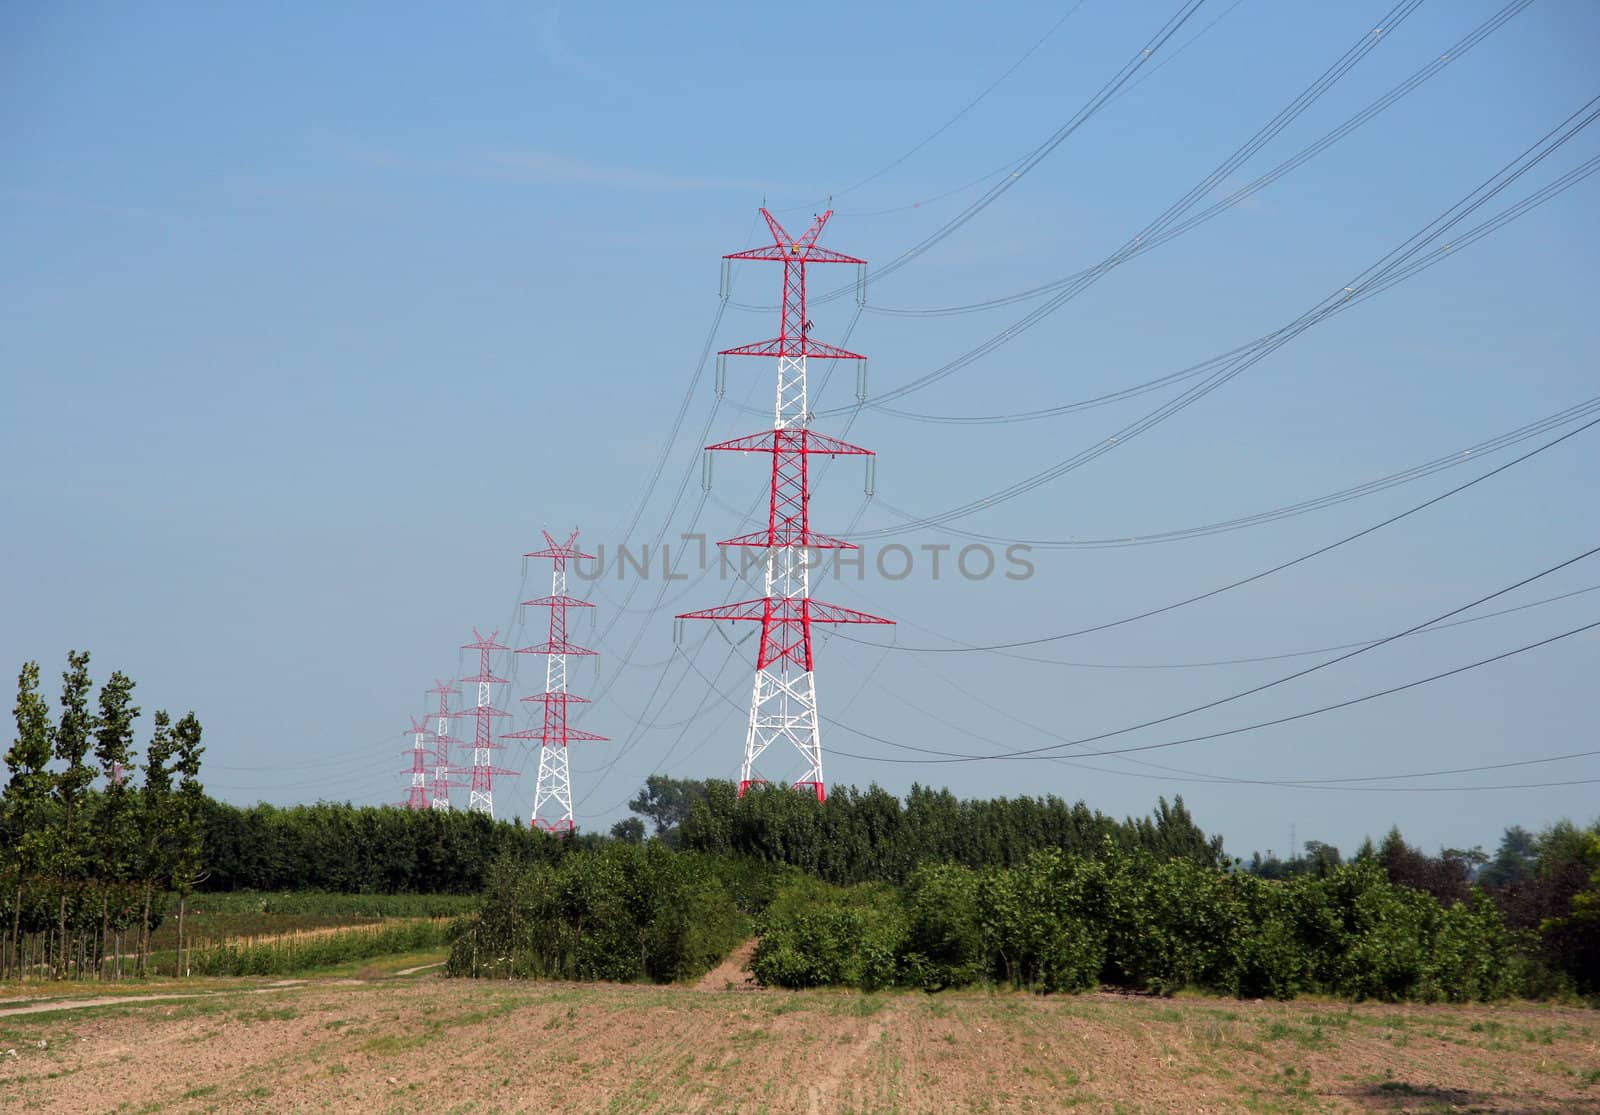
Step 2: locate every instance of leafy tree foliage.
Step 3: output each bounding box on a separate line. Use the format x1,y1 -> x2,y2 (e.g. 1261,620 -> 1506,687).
609,817 -> 646,844
1479,825 -> 1539,888
750,847 -> 1517,1002
627,775 -> 710,845
446,844 -> 753,984
1,653 -> 207,980
193,799 -> 564,894
1376,826 -> 1486,905
1540,831 -> 1600,995
51,651 -> 96,972
680,782 -> 1224,883
4,663 -> 53,977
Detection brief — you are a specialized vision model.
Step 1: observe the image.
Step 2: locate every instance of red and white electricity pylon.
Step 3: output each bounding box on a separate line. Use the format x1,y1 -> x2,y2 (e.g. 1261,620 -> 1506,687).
399,715 -> 434,809
456,629 -> 517,817
507,529 -> 607,833
425,678 -> 465,810
678,210 -> 892,801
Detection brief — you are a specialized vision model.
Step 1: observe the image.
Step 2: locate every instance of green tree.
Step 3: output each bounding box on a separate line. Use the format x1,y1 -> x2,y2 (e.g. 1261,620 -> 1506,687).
1302,840 -> 1343,878
628,775 -> 709,843
610,817 -> 645,844
1479,825 -> 1538,888
170,713 -> 206,973
1534,826 -> 1600,996
135,711 -> 175,975
51,651 -> 96,978
91,671 -> 140,976
4,663 -> 54,979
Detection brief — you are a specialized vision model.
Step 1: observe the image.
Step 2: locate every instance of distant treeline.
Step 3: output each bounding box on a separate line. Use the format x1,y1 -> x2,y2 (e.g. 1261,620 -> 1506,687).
194,798 -> 561,894
469,779 -> 1600,1002
191,779 -> 1223,894
676,779 -> 1225,880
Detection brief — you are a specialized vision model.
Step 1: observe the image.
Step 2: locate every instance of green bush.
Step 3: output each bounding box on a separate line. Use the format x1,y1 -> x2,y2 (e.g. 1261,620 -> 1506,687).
901,863 -> 984,991
750,877 -> 906,991
446,844 -> 752,984
975,852 -> 1103,994
748,847 -> 1519,1002
1289,861 -> 1515,1002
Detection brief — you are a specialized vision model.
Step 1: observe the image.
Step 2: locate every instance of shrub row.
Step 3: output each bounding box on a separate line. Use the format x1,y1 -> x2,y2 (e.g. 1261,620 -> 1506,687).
446,844 -> 774,984
184,918 -> 451,976
752,847 -> 1519,1002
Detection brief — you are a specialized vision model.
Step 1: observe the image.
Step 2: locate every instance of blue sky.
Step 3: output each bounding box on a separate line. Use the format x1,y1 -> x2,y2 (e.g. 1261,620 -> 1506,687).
3,0 -> 1597,859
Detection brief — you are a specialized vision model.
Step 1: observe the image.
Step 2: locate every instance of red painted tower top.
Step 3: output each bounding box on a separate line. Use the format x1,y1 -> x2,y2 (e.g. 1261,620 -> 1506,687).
720,209 -> 867,364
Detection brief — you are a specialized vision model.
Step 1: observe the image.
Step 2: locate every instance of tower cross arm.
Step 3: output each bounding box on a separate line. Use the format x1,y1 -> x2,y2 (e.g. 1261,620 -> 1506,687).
705,429 -> 875,455
718,337 -> 864,360
718,527 -> 858,550
521,594 -> 597,608
725,207 -> 862,264
677,598 -> 769,623
516,640 -> 599,656
723,244 -> 865,265
804,599 -> 895,626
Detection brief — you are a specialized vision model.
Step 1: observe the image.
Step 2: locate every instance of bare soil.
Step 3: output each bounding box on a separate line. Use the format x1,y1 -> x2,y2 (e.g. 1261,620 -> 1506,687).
2,974 -> 1597,1113
693,938 -> 758,992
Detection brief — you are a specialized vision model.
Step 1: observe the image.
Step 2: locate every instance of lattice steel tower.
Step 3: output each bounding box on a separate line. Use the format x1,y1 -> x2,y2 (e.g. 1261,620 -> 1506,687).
425,678 -> 465,810
508,529 -> 607,832
678,209 -> 892,800
399,715 -> 432,810
456,629 -> 516,817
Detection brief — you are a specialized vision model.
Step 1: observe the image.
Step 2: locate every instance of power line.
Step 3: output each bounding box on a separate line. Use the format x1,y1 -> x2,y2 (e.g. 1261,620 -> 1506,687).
846,414 -> 1600,655
875,154 -> 1597,432
972,583 -> 1599,670
836,544 -> 1600,763
795,0 -> 1092,207
824,0 -> 1256,222
829,615 -> 1600,767
733,0 -> 1211,315
844,118 -> 1600,538
862,0 -> 1532,322
886,395 -> 1600,549
675,621 -> 1600,791
784,0 -> 1430,417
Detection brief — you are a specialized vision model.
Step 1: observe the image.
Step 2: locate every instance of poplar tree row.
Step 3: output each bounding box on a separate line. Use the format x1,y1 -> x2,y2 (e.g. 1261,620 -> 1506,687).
1,652 -> 206,980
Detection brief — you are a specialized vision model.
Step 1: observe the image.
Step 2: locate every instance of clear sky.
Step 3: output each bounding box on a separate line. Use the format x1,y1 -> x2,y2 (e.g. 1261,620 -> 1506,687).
3,0 -> 1596,860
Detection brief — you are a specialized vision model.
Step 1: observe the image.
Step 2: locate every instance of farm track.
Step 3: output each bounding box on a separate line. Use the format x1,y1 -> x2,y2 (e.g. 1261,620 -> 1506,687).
1,974 -> 1597,1113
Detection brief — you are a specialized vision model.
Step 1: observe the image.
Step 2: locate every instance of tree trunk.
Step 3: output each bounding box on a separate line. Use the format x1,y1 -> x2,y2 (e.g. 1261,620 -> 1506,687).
138,883 -> 152,978
55,890 -> 66,979
9,881 -> 19,980
97,897 -> 107,980
178,893 -> 187,977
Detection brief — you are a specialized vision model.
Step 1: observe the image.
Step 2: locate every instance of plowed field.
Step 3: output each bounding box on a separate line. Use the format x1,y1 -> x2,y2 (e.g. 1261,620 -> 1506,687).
3,969 -> 1597,1113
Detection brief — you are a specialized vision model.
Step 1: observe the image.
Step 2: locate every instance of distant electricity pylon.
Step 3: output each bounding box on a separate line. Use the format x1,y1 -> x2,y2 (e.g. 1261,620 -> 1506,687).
455,629 -> 517,817
399,715 -> 432,810
678,209 -> 892,800
509,529 -> 607,833
425,678 -> 466,810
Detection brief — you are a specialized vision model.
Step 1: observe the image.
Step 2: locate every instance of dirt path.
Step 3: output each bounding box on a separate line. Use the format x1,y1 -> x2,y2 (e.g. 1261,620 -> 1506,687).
692,939 -> 757,991
0,981 -> 305,1019
393,962 -> 445,977
0,993 -> 200,1018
